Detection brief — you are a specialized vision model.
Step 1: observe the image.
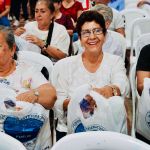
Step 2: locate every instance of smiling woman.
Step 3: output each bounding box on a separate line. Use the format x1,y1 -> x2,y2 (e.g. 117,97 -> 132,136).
52,10 -> 129,141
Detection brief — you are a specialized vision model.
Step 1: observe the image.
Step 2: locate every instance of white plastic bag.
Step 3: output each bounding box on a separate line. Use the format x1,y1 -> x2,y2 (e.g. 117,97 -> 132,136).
67,84 -> 127,134
136,78 -> 150,140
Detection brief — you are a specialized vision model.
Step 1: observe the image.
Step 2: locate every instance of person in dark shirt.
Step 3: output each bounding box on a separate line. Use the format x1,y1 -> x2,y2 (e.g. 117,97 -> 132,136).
136,44 -> 150,95
136,44 -> 150,144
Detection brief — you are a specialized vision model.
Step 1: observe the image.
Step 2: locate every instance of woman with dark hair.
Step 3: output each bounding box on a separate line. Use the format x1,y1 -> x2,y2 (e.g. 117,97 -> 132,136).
52,10 -> 129,140
15,0 -> 70,63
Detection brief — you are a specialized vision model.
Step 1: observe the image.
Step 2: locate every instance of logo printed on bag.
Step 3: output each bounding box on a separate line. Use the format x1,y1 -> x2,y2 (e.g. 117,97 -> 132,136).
72,119 -> 106,133
145,111 -> 150,129
3,114 -> 45,142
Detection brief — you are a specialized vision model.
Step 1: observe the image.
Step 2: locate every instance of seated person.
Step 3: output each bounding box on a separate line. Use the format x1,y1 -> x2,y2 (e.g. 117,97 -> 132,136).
136,44 -> 150,144
52,0 -> 74,36
92,0 -> 125,36
136,44 -> 150,96
0,25 -> 56,149
15,0 -> 70,63
52,10 -> 129,141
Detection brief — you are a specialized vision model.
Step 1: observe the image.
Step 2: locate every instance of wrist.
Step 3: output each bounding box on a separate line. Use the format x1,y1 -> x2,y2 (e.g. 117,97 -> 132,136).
32,90 -> 39,103
106,85 -> 119,96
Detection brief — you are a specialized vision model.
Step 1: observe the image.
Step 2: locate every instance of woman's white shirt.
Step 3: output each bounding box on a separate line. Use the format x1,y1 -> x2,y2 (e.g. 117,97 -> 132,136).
21,21 -> 70,55
52,53 -> 129,132
0,61 -> 48,94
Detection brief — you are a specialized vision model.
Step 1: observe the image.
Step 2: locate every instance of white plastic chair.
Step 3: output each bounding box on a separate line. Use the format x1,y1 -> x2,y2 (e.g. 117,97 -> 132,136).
130,31 -> 150,65
51,131 -> 150,150
129,63 -> 137,137
130,18 -> 150,64
125,0 -> 138,9
18,51 -> 53,81
0,132 -> 26,150
120,8 -> 149,49
107,30 -> 127,61
18,51 -> 54,143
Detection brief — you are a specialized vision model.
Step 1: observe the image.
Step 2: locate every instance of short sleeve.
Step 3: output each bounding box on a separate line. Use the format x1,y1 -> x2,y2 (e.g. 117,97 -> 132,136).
136,44 -> 150,71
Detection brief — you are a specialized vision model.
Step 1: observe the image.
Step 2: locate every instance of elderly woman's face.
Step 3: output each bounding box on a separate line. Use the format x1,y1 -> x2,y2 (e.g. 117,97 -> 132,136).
80,21 -> 105,53
0,33 -> 14,66
35,1 -> 53,27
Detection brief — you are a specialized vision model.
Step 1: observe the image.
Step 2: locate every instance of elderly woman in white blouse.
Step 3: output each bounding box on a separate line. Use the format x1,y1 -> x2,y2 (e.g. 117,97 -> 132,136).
52,10 -> 129,141
15,0 -> 70,63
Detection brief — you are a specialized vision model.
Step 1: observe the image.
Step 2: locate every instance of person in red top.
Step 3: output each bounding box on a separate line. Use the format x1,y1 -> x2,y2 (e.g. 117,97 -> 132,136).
52,0 -> 74,36
60,0 -> 83,25
0,0 -> 10,26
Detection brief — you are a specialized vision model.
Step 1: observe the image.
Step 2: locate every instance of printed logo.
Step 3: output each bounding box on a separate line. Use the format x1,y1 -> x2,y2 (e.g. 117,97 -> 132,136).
0,78 -> 10,85
145,111 -> 150,129
72,119 -> 106,133
4,115 -> 45,142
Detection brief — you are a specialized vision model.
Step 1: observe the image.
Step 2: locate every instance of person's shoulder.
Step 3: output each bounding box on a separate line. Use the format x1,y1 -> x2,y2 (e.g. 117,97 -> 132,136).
112,7 -> 120,14
53,22 -> 68,34
16,61 -> 37,73
139,44 -> 150,57
104,52 -> 122,62
24,21 -> 37,28
54,55 -> 80,68
54,22 -> 66,30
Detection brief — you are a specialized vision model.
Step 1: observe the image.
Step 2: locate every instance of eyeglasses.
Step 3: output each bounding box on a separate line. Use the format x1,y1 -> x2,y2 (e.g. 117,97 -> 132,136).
81,28 -> 103,38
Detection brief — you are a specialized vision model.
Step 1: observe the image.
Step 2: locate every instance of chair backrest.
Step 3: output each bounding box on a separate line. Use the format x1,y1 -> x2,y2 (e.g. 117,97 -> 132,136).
0,132 -> 27,150
125,0 -> 138,9
18,51 -> 53,81
134,32 -> 150,59
120,8 -> 149,49
51,131 -> 150,150
107,30 -> 127,60
129,63 -> 137,137
130,18 -> 150,59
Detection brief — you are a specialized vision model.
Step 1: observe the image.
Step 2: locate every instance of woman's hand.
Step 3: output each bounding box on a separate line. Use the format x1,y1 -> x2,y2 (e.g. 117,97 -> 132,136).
84,94 -> 97,110
14,27 -> 26,36
25,35 -> 44,48
16,90 -> 37,103
93,86 -> 113,98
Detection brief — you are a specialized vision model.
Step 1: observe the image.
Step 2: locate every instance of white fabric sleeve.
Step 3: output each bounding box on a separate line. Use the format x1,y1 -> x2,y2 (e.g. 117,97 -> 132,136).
110,57 -> 129,97
51,28 -> 70,55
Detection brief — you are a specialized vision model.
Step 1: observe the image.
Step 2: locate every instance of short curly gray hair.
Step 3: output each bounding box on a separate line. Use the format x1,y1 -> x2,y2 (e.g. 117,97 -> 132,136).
91,4 -> 113,23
